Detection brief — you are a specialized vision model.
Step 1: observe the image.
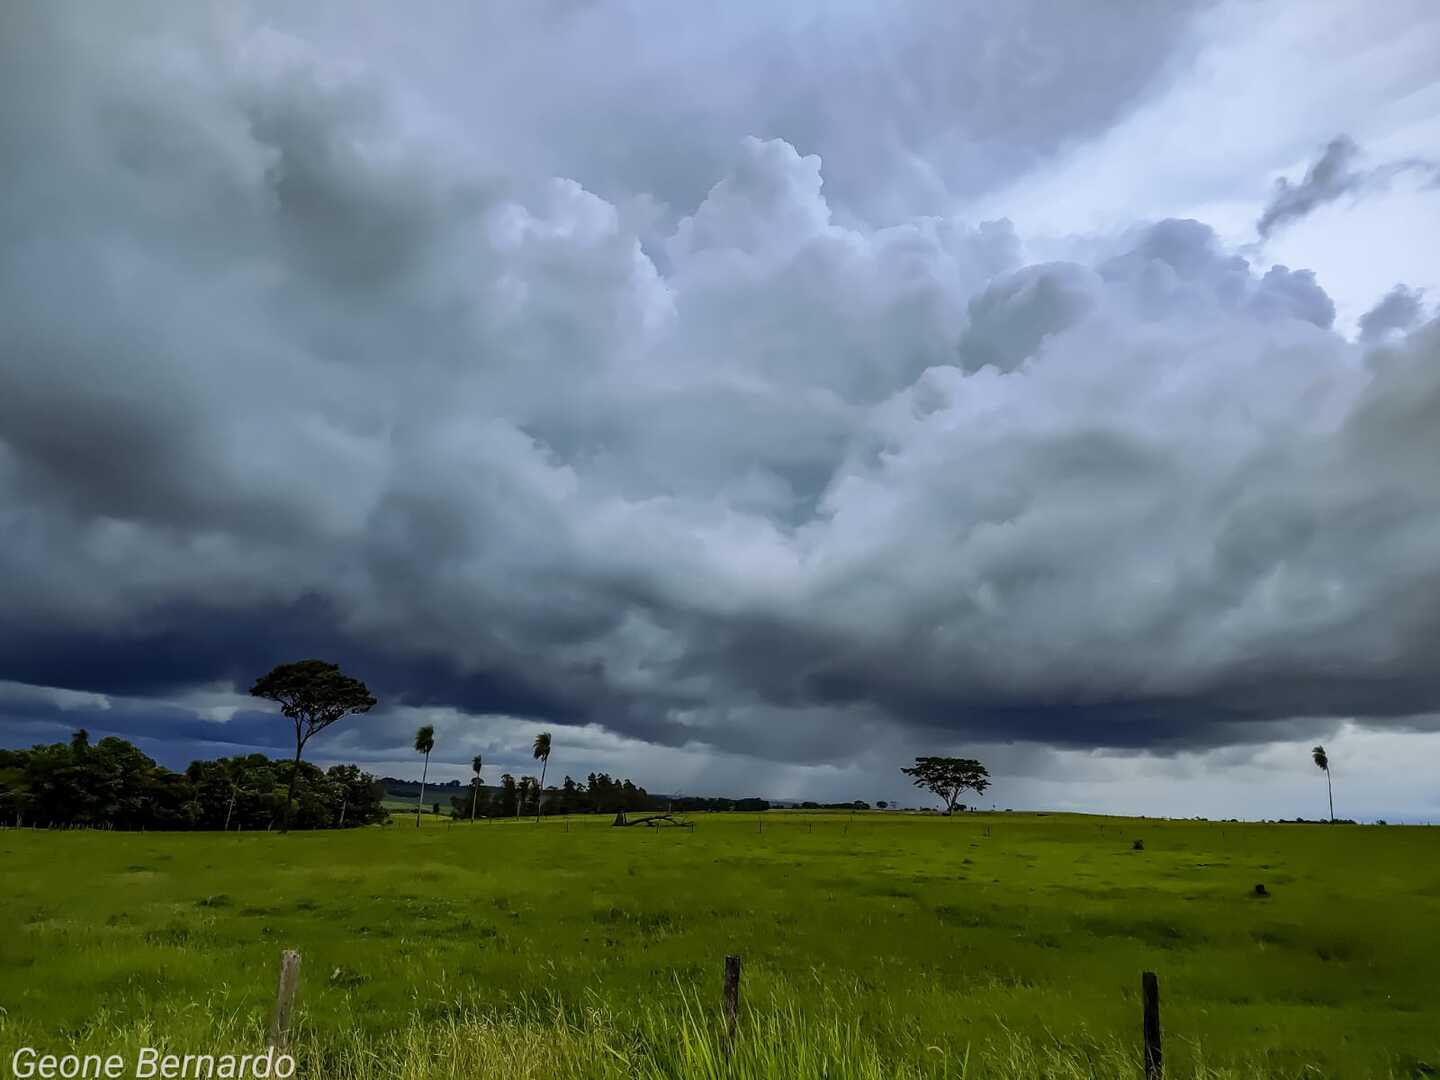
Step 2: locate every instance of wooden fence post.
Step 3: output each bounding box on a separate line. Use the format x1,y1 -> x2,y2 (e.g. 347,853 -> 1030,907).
1142,971 -> 1162,1079
723,954 -> 741,1050
269,950 -> 302,1051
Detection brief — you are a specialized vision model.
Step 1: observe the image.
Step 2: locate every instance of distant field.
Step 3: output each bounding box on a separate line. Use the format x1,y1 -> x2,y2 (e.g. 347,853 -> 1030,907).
380,796 -> 444,812
2,813 -> 1437,1077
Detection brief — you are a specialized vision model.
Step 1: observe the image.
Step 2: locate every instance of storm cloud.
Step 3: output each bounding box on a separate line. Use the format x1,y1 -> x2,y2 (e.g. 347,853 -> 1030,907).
1256,135 -> 1440,238
3,2 -> 1440,807
1358,285 -> 1428,344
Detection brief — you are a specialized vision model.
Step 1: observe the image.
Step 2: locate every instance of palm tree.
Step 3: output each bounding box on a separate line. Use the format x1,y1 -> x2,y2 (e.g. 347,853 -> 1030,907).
414,725 -> 436,828
532,732 -> 552,822
470,753 -> 484,823
1312,745 -> 1334,822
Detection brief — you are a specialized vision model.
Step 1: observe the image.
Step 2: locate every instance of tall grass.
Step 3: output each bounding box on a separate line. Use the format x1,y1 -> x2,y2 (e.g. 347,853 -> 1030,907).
6,816 -> 1439,1076
2,986 -> 1370,1080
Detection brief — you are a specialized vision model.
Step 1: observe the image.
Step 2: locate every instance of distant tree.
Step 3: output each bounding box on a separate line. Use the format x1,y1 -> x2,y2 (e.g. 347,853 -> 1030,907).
532,732 -> 552,822
0,748 -> 31,827
1312,745 -> 1334,822
326,764 -> 388,827
470,754 -> 484,823
414,725 -> 436,828
208,757 -> 250,831
187,756 -> 256,830
249,659 -> 377,833
587,772 -> 610,812
498,773 -> 519,818
877,800 -> 888,809
621,778 -> 640,811
518,776 -> 539,818
900,757 -> 991,815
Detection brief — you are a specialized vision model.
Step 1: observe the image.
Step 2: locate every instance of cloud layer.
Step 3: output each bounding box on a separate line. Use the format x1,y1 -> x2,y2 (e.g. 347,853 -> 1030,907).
2,4 -> 1440,801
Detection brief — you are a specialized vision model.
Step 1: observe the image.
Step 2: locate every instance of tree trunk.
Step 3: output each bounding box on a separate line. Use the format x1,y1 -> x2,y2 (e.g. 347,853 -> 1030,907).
417,751 -> 430,829
224,787 -> 236,833
536,759 -> 548,822
1326,769 -> 1334,822
282,732 -> 303,834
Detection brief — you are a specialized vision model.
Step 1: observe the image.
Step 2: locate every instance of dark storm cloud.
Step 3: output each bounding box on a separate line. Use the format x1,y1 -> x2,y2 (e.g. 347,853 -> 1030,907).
1256,136 -> 1363,238
0,694 -> 291,757
1358,285 -> 1427,343
1256,135 -> 1440,238
0,683 -> 442,772
3,4 -> 1440,779
0,596 -> 602,732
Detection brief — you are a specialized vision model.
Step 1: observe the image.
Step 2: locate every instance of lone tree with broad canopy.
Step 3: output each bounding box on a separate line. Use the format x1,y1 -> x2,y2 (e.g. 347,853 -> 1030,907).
901,756 -> 991,815
249,659 -> 377,833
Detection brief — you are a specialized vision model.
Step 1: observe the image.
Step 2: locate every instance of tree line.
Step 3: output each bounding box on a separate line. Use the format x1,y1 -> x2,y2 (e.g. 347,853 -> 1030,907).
0,729 -> 389,831
449,771 -> 671,818
446,779 -> 778,818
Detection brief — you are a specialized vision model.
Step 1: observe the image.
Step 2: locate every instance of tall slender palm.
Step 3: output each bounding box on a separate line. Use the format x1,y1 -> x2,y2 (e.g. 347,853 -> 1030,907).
532,732 -> 552,822
414,725 -> 436,828
1312,745 -> 1334,822
470,753 -> 484,822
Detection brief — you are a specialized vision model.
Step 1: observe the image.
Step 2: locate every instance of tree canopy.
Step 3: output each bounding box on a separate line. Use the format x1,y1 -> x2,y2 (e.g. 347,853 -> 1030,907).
0,735 -> 387,831
900,756 -> 991,814
250,658 -> 376,831
250,659 -> 377,752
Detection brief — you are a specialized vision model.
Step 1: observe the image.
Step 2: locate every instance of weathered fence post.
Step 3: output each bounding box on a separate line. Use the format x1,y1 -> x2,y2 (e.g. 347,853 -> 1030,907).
1142,971 -> 1162,1079
269,950 -> 302,1051
723,954 -> 741,1051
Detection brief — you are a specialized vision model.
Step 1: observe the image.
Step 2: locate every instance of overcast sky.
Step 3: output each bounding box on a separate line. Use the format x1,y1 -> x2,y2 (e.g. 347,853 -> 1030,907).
3,0 -> 1439,821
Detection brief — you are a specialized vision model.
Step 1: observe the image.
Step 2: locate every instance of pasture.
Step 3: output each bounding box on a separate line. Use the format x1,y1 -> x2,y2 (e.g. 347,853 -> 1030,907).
2,813 -> 1437,1078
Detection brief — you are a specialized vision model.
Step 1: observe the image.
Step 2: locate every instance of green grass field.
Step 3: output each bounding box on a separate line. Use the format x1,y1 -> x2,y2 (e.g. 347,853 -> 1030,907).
2,813 -> 1437,1078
